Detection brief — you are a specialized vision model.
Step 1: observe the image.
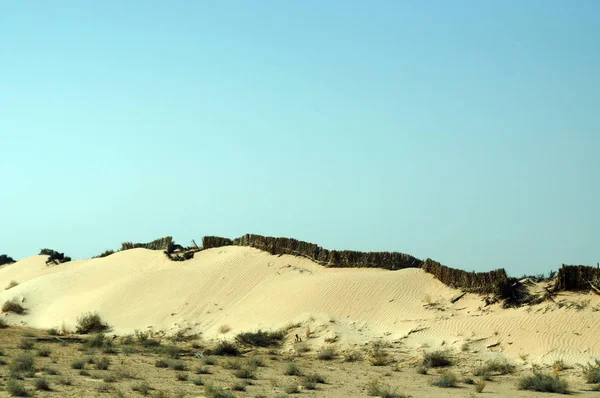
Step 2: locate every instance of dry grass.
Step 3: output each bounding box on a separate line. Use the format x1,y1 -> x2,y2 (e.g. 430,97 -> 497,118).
0,325 -> 596,397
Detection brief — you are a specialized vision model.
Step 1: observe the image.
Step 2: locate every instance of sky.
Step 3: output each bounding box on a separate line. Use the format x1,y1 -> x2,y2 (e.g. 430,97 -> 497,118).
1,1 -> 598,275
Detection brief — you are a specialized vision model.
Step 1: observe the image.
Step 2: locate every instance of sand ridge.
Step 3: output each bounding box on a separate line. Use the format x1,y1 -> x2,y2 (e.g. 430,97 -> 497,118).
1,246 -> 599,366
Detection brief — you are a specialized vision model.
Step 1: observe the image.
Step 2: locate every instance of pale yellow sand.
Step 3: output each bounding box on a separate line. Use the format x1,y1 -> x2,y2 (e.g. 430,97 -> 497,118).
1,246 -> 599,366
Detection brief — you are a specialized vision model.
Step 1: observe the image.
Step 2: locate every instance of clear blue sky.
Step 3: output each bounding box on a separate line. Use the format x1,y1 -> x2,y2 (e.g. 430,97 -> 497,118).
1,1 -> 598,275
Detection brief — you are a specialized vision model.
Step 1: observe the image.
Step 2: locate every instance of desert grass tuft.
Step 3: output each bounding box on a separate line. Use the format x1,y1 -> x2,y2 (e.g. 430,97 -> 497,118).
316,345 -> 337,360
6,378 -> 29,397
433,373 -> 458,388
518,372 -> 569,394
422,350 -> 452,368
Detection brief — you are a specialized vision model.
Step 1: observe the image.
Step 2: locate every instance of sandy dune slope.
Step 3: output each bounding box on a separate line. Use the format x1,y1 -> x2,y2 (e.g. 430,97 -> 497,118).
1,246 -> 599,366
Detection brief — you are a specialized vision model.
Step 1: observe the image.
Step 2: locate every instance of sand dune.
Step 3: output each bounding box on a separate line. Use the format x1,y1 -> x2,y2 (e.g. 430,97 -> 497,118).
2,246 -> 600,366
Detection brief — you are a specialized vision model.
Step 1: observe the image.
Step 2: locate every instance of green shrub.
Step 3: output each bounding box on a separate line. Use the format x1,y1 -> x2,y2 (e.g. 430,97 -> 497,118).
584,360 -> 600,383
37,348 -> 51,357
284,384 -> 300,394
158,345 -> 181,359
169,360 -> 187,371
316,345 -> 337,360
303,373 -> 326,384
2,300 -> 25,314
9,353 -> 35,375
155,359 -> 169,368
518,372 -> 569,394
71,359 -> 86,369
248,355 -> 265,367
212,340 -> 240,356
131,381 -> 152,395
195,366 -> 211,374
235,329 -> 285,347
204,384 -> 235,398
422,351 -> 452,368
34,377 -> 51,391
58,377 -> 72,386
193,377 -> 204,386
474,359 -> 515,376
366,378 -> 407,398
18,338 -> 34,350
233,367 -> 256,379
284,362 -> 302,376
203,356 -> 216,365
44,367 -> 60,375
175,372 -> 188,381
433,373 -> 458,388
76,312 -> 108,334
85,333 -> 108,349
46,328 -> 59,336
0,318 -> 8,328
95,357 -> 111,370
6,378 -> 29,396
416,365 -> 428,374
232,381 -> 248,391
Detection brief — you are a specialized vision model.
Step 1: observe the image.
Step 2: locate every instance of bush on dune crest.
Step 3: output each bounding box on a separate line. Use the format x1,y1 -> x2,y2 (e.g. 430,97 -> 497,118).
0,254 -> 16,266
40,248 -> 71,265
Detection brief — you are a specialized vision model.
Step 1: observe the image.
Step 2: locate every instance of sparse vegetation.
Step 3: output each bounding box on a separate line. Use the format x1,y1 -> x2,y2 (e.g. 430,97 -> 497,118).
94,249 -> 115,258
204,384 -> 236,398
366,378 -> 407,398
95,356 -> 111,370
474,359 -> 515,376
235,329 -> 285,347
475,379 -> 486,393
284,384 -> 300,394
316,345 -> 337,360
369,343 -> 391,366
518,372 -> 569,394
6,378 -> 29,396
233,366 -> 256,379
9,353 -> 35,376
76,312 -> 108,334
132,380 -> 153,395
433,373 -> 458,388
422,350 -> 452,368
2,300 -> 26,314
71,359 -> 86,369
584,360 -> 600,383
37,348 -> 51,357
18,338 -> 34,350
344,349 -> 363,362
6,280 -> 19,290
284,362 -> 302,376
34,377 -> 51,391
212,340 -> 241,356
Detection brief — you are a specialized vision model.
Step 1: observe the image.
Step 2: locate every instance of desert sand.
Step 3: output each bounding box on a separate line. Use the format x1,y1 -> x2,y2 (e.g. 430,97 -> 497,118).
1,246 -> 600,397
